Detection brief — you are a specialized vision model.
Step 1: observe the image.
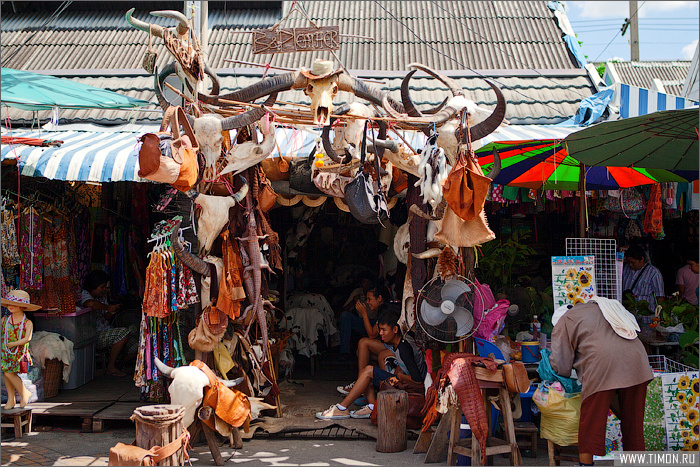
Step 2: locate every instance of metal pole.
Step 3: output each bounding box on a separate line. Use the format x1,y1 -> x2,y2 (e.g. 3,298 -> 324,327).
629,1 -> 640,60
579,163 -> 586,238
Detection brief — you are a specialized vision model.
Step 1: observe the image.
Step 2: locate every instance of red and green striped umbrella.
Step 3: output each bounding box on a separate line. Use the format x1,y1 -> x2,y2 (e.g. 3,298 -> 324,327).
475,140 -> 693,191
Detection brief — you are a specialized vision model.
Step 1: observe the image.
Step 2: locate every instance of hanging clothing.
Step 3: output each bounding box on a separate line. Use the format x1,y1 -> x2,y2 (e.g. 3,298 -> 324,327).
1,208 -> 21,267
217,231 -> 246,319
19,208 -> 43,290
143,251 -> 170,318
176,262 -> 199,309
642,184 -> 663,235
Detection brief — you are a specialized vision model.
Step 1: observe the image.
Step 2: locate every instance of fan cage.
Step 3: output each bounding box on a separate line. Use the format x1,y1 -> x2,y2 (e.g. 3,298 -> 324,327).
415,275 -> 484,343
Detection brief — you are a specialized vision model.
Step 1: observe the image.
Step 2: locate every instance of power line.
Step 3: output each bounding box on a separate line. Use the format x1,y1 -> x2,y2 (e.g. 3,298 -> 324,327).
593,1 -> 646,62
1,1 -> 73,67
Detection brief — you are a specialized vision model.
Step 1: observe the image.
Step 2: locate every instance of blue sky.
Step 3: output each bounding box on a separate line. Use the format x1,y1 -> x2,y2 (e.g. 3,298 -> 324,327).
563,1 -> 699,62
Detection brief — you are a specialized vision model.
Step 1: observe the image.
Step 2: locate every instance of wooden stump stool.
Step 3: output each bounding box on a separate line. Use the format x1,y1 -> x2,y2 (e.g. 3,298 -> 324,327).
1,408 -> 32,439
131,405 -> 186,466
376,389 -> 408,453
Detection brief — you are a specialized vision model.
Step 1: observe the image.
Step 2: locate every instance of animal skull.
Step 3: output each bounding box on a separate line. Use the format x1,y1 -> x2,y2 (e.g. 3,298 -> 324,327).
305,75 -> 339,126
193,114 -> 224,177
154,358 -> 243,429
220,120 -> 277,176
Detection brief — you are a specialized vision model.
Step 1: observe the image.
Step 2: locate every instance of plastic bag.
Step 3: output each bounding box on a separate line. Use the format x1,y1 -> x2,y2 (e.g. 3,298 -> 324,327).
533,382 -> 581,446
538,348 -> 582,394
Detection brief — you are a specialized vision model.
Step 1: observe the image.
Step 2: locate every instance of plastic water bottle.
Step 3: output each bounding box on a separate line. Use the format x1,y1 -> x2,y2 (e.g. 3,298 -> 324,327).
531,315 -> 541,340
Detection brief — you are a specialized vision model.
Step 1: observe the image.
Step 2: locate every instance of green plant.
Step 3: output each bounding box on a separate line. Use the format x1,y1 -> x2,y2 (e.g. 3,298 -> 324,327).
655,293 -> 699,368
476,231 -> 537,291
622,291 -> 654,316
596,63 -> 606,78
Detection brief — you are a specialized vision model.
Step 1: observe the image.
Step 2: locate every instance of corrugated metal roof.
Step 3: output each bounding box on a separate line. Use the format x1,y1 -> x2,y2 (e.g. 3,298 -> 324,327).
1,1 -> 595,126
598,61 -> 691,97
1,72 -> 594,126
2,1 -> 576,71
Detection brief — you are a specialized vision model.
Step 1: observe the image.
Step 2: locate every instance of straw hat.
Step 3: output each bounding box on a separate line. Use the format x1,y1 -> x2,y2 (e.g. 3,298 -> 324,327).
300,59 -> 343,81
1,290 -> 42,311
334,196 -> 350,212
277,193 -> 302,206
302,195 -> 327,207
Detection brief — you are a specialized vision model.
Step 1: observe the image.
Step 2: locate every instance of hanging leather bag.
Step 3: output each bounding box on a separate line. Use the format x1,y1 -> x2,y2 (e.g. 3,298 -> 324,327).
258,175 -> 278,213
261,156 -> 292,181
441,122 -> 491,221
344,122 -> 390,225
138,106 -> 200,192
289,149 -> 322,194
141,25 -> 158,74
108,429 -> 190,466
503,362 -> 531,394
313,167 -> 354,198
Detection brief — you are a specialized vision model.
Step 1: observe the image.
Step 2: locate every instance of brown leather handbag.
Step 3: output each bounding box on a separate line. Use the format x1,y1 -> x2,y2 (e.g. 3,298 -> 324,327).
258,177 -> 278,213
441,147 -> 491,222
503,362 -> 531,393
261,156 -> 292,181
107,429 -> 190,466
138,106 -> 199,192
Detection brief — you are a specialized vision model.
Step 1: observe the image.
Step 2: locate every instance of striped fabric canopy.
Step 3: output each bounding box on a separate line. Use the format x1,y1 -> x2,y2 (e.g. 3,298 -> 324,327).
1,124 -> 580,183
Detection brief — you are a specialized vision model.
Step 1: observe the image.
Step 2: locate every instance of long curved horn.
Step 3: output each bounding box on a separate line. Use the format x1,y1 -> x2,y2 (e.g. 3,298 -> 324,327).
125,8 -> 164,38
199,72 -> 300,106
400,69 -> 448,136
219,376 -> 245,388
336,74 -> 405,115
204,64 -> 220,97
154,357 -> 175,377
321,104 -> 353,163
220,93 -> 278,131
486,148 -> 501,181
368,137 -> 399,154
232,175 -> 249,203
150,10 -> 189,36
465,80 -> 506,142
407,63 -> 464,97
171,221 -> 212,276
154,62 -> 178,110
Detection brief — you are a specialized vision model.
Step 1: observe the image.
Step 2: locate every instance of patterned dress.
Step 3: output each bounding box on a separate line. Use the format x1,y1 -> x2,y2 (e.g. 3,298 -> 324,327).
1,315 -> 30,373
19,208 -> 43,290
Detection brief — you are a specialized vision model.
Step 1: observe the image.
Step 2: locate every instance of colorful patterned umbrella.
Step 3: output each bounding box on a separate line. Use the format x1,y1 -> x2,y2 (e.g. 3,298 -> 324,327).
475,140 -> 693,191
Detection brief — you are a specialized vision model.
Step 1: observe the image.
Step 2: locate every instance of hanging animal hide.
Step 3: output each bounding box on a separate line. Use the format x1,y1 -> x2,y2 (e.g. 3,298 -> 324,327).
415,134 -> 451,207
433,205 -> 495,248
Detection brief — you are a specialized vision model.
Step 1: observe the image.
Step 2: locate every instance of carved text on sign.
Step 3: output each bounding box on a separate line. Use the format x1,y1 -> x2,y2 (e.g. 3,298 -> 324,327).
252,26 -> 340,54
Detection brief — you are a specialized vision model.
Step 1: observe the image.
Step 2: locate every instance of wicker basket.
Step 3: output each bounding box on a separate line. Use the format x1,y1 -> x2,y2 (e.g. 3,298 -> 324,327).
42,358 -> 64,399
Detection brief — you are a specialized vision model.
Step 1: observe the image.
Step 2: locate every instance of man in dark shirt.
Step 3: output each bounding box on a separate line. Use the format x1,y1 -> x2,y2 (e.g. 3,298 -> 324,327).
317,311 -> 426,420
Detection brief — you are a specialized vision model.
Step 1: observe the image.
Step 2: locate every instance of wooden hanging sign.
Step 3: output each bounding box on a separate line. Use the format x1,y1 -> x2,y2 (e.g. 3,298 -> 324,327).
252,26 -> 340,54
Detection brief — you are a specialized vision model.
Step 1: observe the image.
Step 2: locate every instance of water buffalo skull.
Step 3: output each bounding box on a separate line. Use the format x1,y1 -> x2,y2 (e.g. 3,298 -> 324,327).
155,357 -> 243,429
193,114 -> 224,177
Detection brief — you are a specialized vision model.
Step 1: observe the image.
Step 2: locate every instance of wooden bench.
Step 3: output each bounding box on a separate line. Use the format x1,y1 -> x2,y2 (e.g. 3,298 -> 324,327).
1,408 -> 32,438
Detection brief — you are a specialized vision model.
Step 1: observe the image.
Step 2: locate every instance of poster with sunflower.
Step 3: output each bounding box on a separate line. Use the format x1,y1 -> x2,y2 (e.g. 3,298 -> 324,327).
661,372 -> 699,451
551,256 -> 596,308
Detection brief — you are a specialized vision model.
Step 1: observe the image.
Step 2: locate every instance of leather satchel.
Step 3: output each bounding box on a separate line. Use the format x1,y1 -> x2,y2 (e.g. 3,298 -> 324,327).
138,106 -> 199,192
503,362 -> 531,394
258,177 -> 278,213
442,146 -> 491,222
313,170 -> 353,198
289,150 -> 322,194
261,156 -> 292,181
344,122 -> 390,225
108,429 -> 190,466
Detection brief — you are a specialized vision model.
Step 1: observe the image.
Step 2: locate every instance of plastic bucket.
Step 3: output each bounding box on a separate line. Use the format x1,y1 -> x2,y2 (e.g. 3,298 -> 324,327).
522,341 -> 540,363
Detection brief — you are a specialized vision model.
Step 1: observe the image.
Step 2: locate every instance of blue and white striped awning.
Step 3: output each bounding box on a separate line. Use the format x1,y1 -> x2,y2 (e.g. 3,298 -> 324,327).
1,124 -> 581,183
613,83 -> 699,119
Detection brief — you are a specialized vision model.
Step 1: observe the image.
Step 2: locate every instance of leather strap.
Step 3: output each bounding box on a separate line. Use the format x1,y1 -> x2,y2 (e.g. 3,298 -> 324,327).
149,429 -> 191,464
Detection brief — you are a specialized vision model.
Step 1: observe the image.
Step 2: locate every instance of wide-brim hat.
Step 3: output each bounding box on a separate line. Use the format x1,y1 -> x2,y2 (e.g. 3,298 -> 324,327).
277,193 -> 302,206
300,59 -> 343,81
302,195 -> 327,207
334,196 -> 350,212
1,290 -> 42,311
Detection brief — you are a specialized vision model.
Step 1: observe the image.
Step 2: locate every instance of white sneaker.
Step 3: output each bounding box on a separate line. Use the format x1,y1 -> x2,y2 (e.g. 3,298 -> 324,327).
350,404 -> 373,419
316,404 -> 350,420
337,381 -> 354,395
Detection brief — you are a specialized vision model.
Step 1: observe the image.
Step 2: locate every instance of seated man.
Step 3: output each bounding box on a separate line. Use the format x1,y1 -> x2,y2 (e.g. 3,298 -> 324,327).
318,311 -> 427,420
337,273 -> 374,358
336,282 -> 390,394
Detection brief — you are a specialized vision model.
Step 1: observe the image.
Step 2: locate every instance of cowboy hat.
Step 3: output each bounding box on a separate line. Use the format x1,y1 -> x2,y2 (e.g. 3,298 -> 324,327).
300,59 -> 343,81
1,290 -> 42,311
277,193 -> 302,206
302,195 -> 327,207
334,196 -> 350,212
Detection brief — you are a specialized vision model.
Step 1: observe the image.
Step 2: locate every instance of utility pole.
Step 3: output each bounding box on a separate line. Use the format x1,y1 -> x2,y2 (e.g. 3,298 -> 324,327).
628,1 -> 639,60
